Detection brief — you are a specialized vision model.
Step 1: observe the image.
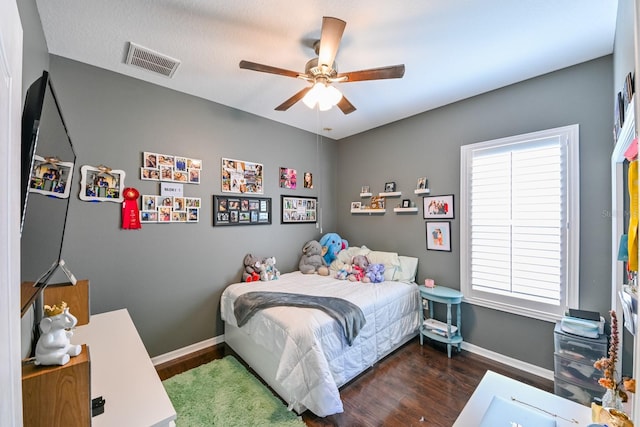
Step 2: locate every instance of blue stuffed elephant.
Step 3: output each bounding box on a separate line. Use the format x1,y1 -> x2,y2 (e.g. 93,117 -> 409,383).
319,233 -> 349,265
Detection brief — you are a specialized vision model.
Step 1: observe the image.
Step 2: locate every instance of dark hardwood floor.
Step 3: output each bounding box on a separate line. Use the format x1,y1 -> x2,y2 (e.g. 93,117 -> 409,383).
156,337 -> 554,427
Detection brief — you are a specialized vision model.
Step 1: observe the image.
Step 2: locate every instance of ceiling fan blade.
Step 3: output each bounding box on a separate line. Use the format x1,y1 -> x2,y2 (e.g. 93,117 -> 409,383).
337,65 -> 405,82
336,95 -> 356,115
275,86 -> 312,111
239,60 -> 301,78
317,17 -> 346,69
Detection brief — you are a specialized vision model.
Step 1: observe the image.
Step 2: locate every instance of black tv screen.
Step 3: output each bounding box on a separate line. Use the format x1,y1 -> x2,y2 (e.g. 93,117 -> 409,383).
20,71 -> 76,316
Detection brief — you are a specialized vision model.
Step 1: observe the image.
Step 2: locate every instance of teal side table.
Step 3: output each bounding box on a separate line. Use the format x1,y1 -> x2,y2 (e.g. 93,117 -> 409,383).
418,285 -> 463,358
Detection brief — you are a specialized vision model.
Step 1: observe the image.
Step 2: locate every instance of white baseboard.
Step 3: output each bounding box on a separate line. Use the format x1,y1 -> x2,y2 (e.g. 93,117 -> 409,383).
151,334 -> 554,383
151,334 -> 225,366
461,341 -> 554,381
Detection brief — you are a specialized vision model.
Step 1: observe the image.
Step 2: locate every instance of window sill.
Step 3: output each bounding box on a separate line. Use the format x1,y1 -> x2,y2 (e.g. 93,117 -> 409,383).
462,294 -> 562,323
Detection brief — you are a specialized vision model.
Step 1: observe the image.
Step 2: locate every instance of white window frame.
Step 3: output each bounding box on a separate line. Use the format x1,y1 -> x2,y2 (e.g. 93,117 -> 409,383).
460,124 -> 580,322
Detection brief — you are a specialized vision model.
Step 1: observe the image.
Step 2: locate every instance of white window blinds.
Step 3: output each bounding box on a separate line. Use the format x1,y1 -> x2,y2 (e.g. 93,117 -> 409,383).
460,125 -> 579,321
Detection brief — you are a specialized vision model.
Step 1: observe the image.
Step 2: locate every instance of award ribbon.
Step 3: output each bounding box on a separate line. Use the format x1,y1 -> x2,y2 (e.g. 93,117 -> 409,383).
122,187 -> 141,229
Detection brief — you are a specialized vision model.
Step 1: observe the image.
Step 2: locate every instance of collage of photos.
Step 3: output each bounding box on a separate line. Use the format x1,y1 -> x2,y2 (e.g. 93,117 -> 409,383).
281,195 -> 317,224
279,167 -> 297,189
221,158 -> 263,194
213,195 -> 271,226
141,152 -> 202,184
140,194 -> 201,223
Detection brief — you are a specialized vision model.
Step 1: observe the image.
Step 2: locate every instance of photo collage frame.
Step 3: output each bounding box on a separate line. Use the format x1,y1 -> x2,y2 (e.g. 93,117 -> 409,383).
221,158 -> 263,194
141,152 -> 202,184
281,195 -> 317,224
140,195 -> 201,223
213,195 -> 271,226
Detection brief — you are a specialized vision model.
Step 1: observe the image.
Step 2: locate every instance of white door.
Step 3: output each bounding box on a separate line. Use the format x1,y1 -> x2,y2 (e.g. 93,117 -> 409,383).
0,0 -> 23,425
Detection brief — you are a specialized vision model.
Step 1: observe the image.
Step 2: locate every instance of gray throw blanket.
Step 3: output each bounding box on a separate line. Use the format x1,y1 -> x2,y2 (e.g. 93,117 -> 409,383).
233,291 -> 366,346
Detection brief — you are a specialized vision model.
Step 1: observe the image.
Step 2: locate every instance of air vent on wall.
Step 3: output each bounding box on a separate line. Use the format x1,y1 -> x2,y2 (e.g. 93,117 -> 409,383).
125,42 -> 180,78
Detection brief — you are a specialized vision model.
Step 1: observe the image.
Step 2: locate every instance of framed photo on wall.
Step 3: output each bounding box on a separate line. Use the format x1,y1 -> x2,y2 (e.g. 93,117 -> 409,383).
426,221 -> 451,252
281,195 -> 317,224
221,158 -> 264,194
79,165 -> 125,203
213,195 -> 271,226
423,194 -> 454,219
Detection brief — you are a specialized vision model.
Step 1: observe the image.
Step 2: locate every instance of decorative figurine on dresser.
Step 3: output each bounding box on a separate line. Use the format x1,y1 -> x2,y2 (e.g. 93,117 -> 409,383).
35,301 -> 82,366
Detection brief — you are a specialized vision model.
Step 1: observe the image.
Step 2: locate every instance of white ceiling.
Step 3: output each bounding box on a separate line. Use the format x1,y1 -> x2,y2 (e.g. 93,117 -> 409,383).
35,0 -> 618,140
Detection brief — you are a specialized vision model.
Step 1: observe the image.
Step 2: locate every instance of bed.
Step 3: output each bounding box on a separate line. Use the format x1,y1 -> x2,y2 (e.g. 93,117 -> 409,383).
221,247 -> 421,417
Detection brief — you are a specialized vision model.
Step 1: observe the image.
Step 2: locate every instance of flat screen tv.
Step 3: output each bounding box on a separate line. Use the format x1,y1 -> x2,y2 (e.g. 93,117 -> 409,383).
20,71 -> 76,318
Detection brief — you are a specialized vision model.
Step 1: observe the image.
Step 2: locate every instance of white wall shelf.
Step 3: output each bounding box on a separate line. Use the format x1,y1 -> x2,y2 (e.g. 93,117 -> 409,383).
351,209 -> 386,214
414,188 -> 431,195
360,192 -> 373,198
379,191 -> 401,197
394,207 -> 418,213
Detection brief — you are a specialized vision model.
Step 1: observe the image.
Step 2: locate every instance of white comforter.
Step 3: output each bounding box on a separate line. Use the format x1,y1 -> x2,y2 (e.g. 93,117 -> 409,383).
220,271 -> 420,416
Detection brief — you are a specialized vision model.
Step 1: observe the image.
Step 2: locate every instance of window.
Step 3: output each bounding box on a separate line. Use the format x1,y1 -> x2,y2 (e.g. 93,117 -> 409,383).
460,125 -> 579,321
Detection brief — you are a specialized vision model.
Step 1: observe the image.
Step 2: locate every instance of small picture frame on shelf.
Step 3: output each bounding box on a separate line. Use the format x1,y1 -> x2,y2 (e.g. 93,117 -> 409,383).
402,199 -> 411,208
417,177 -> 428,190
371,196 -> 385,209
384,182 -> 396,193
351,201 -> 362,210
426,221 -> 451,252
361,185 -> 370,194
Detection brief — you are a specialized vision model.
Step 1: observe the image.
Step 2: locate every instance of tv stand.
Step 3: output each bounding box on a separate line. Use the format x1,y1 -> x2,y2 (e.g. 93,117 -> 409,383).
70,309 -> 176,426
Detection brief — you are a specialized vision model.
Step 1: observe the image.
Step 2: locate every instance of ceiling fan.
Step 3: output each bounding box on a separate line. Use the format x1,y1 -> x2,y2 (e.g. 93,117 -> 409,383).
239,17 -> 405,114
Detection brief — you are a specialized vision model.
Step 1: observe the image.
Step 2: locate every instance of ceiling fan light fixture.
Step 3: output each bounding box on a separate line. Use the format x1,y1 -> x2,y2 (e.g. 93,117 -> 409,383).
302,82 -> 343,110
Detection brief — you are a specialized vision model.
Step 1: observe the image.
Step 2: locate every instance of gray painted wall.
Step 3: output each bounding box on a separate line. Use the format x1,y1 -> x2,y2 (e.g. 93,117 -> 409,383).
336,56 -> 613,370
44,56 -> 338,356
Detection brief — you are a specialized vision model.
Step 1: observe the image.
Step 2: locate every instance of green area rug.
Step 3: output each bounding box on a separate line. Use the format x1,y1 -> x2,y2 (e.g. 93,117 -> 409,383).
163,355 -> 306,427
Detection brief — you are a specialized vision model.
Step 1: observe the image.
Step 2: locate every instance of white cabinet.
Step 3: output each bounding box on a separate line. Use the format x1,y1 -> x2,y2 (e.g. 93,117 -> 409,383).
71,309 -> 176,426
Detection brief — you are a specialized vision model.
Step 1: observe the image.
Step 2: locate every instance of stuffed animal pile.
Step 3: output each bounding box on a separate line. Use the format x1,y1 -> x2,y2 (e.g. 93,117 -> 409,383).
241,253 -> 280,282
299,240 -> 329,275
335,254 -> 385,283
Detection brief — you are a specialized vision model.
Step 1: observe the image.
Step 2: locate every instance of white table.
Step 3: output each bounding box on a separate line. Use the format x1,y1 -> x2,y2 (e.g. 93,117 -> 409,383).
454,370 -> 593,426
71,309 -> 176,427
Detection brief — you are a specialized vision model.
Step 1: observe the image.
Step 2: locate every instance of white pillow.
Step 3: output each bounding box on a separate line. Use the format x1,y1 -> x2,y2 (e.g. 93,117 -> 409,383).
393,256 -> 419,282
